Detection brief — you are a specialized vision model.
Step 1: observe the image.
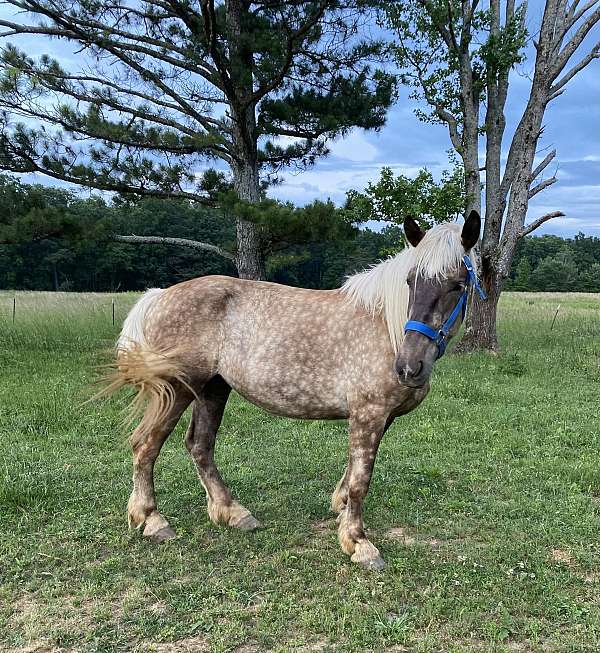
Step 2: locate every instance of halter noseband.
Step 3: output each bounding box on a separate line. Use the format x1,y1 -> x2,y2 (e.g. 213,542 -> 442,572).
404,254 -> 487,359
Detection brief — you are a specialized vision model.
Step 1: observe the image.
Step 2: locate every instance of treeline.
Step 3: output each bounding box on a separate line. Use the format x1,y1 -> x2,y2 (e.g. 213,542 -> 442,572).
507,234 -> 600,292
1,176 -> 599,293
0,178 -> 402,291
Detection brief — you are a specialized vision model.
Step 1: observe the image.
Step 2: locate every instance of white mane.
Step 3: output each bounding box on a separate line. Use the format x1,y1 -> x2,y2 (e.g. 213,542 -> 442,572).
341,222 -> 468,352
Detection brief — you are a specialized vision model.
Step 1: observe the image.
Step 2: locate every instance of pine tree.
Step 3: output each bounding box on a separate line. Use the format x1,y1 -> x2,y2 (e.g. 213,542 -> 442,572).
0,1 -> 395,278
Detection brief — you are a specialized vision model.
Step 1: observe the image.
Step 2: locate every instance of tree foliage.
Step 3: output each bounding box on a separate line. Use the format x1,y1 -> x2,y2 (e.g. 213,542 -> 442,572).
507,234 -> 600,292
3,174 -> 600,294
0,0 -> 397,278
0,174 -> 368,290
344,162 -> 465,244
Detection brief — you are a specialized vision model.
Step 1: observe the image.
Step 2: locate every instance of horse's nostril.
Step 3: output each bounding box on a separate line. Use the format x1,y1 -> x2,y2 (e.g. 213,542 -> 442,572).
396,360 -> 423,380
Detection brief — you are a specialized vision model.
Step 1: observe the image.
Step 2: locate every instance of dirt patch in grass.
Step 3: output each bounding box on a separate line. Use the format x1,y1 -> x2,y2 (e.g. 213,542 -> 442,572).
311,519 -> 336,533
136,636 -> 210,652
384,526 -> 442,548
6,643 -> 67,653
234,641 -> 328,653
134,638 -> 329,653
549,548 -> 573,565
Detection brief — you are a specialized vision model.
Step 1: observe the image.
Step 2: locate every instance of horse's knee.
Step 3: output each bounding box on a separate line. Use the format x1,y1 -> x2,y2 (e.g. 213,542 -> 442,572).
188,443 -> 211,468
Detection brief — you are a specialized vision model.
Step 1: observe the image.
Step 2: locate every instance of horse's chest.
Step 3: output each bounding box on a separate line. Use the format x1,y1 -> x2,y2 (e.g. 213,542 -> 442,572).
389,383 -> 430,417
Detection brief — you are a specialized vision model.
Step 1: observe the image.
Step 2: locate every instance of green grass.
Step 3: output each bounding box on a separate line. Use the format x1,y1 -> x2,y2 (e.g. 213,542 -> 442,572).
1,289 -> 600,653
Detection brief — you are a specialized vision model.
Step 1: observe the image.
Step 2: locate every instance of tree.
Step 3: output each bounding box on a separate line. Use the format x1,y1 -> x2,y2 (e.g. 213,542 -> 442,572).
0,0 -> 395,279
531,252 -> 578,291
384,0 -> 600,351
0,175 -> 80,244
511,257 -> 531,291
344,162 -> 465,245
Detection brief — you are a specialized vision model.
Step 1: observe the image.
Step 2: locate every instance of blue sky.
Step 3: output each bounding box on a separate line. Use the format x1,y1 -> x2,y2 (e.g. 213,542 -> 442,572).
1,2 -> 599,237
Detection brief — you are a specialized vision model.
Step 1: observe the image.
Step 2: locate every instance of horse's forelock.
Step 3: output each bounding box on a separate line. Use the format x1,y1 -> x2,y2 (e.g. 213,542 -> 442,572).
413,222 -> 466,280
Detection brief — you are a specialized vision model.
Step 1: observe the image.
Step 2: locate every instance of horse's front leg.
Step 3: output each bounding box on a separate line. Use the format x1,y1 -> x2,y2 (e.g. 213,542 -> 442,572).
332,415 -> 395,515
337,409 -> 389,571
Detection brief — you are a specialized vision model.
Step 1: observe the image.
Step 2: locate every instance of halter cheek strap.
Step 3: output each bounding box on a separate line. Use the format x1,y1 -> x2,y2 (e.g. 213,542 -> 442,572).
404,254 -> 487,359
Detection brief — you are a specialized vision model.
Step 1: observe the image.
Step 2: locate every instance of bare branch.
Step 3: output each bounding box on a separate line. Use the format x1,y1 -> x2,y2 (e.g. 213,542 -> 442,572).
530,149 -> 557,180
565,0 -> 600,32
518,211 -> 565,237
528,175 -> 557,198
113,234 -> 235,260
552,6 -> 600,78
550,40 -> 600,95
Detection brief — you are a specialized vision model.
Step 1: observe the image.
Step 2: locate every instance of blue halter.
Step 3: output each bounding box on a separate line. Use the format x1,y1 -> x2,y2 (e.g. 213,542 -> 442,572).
404,255 -> 487,359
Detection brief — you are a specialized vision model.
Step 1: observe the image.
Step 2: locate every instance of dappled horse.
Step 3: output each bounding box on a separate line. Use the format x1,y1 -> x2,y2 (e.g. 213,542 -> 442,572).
108,212 -> 484,570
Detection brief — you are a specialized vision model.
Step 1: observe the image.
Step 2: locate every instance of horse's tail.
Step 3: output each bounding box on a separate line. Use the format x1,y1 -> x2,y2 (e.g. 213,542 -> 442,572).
99,288 -> 190,447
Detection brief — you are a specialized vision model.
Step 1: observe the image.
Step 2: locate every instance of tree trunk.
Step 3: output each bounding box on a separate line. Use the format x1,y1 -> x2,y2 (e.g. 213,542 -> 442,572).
231,160 -> 266,280
454,270 -> 502,353
226,0 -> 266,281
235,218 -> 265,280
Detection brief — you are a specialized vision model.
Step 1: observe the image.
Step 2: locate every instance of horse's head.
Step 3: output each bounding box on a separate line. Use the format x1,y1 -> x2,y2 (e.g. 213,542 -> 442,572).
395,211 -> 483,387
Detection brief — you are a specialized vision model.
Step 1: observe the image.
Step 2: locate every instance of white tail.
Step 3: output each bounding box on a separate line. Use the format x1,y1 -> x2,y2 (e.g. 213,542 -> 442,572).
117,288 -> 164,352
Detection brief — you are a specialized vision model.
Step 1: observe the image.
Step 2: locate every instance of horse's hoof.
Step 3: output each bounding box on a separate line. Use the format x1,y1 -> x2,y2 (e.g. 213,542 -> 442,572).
350,540 -> 385,571
354,554 -> 386,571
233,514 -> 262,531
147,526 -> 177,543
141,511 -> 175,543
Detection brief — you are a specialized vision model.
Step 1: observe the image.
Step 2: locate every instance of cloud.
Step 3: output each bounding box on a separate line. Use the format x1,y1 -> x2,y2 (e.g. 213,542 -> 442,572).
270,159 -> 448,206
329,131 -> 379,162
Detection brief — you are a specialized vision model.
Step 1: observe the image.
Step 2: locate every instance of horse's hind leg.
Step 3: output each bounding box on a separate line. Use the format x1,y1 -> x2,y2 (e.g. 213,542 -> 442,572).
337,409 -> 389,571
127,386 -> 194,542
185,376 -> 261,531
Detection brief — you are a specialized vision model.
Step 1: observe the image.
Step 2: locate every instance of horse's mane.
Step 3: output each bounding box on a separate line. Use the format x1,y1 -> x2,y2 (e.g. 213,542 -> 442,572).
341,222 -> 467,352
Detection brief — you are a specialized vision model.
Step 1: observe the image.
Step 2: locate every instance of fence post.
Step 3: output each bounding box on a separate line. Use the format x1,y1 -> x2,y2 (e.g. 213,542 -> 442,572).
112,298 -> 115,326
550,304 -> 561,331
12,296 -> 16,324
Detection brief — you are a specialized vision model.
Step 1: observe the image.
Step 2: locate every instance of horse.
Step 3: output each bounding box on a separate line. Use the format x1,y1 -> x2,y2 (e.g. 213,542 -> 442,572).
106,211 -> 483,570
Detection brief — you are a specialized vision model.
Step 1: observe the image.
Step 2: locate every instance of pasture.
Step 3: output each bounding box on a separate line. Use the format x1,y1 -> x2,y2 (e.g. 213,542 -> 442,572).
1,289 -> 600,653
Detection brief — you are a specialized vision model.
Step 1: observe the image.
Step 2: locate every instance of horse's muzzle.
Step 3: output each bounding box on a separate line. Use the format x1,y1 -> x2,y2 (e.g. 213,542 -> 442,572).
395,335 -> 436,387
395,359 -> 429,387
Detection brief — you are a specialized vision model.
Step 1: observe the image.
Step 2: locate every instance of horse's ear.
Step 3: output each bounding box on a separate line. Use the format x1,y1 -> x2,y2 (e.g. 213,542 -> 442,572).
404,216 -> 426,248
461,210 -> 481,250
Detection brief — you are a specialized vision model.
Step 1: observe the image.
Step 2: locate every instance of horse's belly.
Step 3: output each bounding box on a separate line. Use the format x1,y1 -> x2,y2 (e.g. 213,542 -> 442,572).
218,350 -> 349,419
230,382 -> 349,420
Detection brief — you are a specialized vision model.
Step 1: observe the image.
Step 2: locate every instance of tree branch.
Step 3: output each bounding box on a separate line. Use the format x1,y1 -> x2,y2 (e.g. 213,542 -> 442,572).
249,0 -> 330,106
530,149 -> 557,180
0,138 -> 214,204
113,234 -> 235,261
550,40 -> 600,95
551,6 -> 600,78
528,175 -> 557,198
518,210 -> 565,237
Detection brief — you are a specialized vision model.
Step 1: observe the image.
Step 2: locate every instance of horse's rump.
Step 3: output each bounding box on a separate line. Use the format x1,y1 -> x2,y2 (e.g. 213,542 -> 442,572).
101,287 -> 196,446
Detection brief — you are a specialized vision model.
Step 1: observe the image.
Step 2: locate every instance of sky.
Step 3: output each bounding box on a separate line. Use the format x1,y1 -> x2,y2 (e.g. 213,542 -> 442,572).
1,1 -> 599,237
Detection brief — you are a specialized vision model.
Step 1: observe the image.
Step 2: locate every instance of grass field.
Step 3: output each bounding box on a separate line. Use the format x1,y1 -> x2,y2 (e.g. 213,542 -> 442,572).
1,289 -> 600,653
